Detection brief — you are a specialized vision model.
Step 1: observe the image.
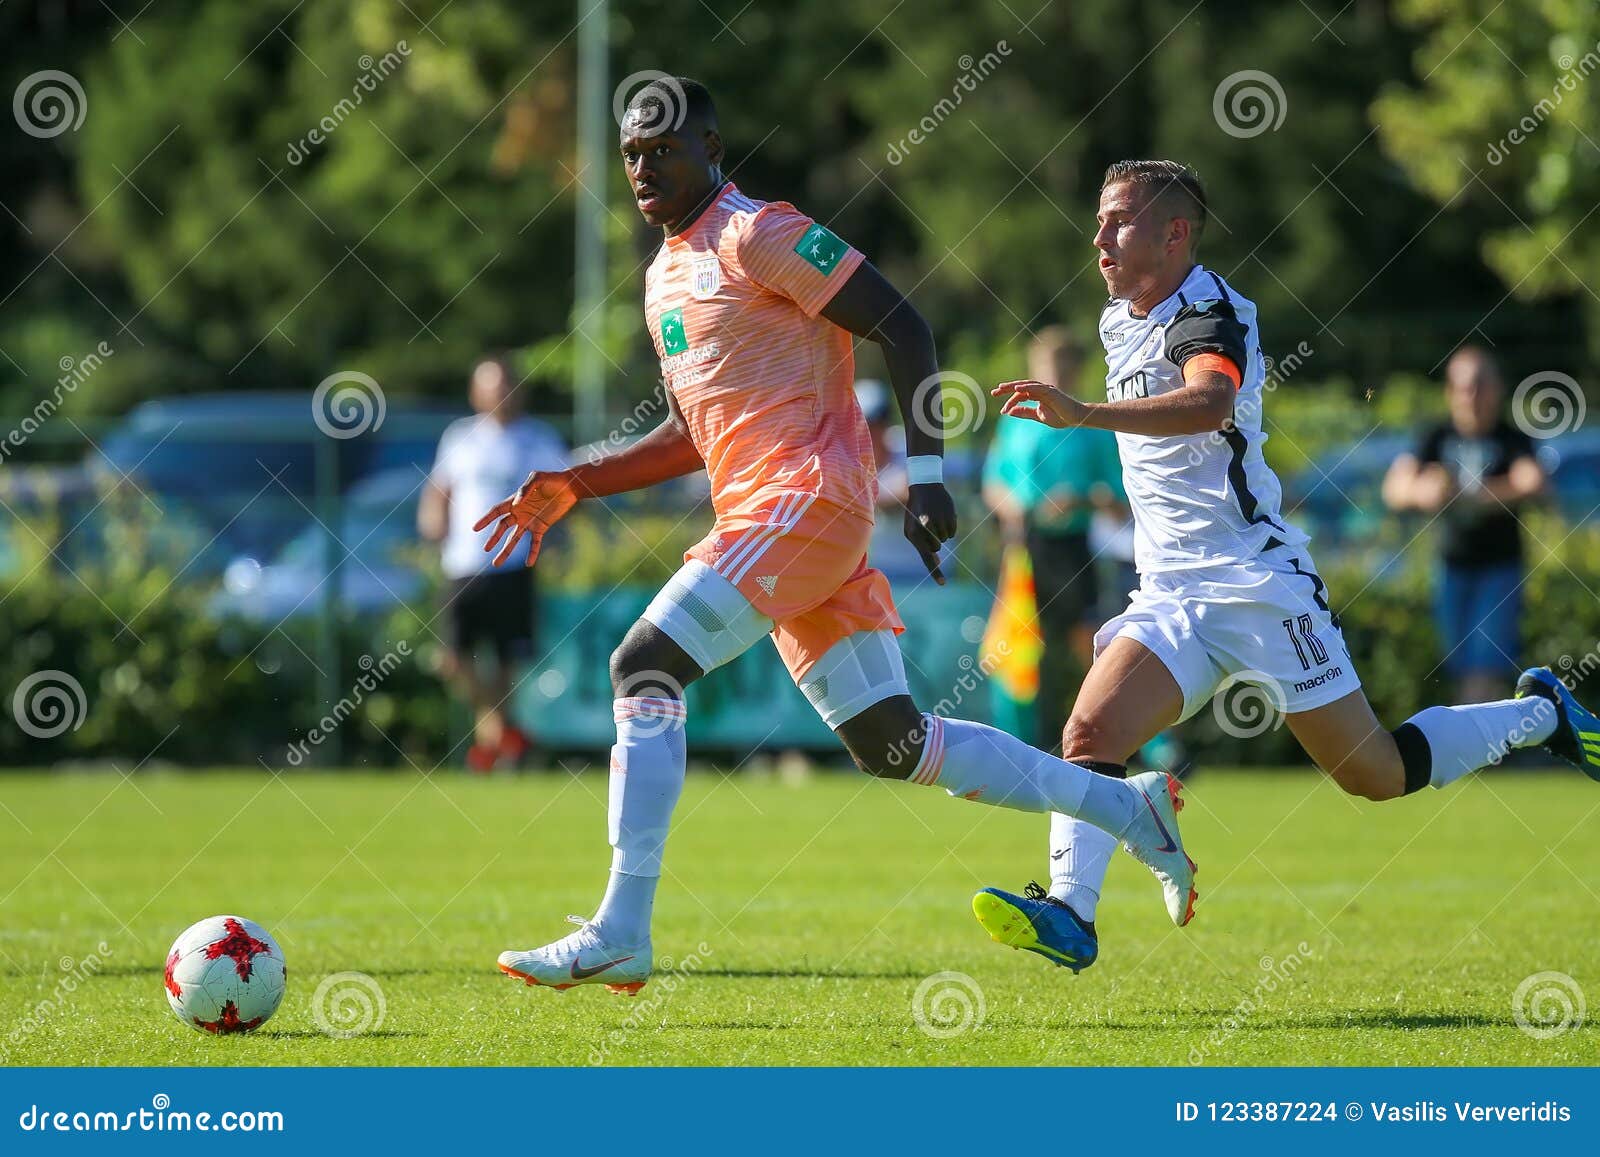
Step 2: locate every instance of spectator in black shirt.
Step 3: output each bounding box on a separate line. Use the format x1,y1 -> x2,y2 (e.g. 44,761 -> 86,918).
1383,346 -> 1547,703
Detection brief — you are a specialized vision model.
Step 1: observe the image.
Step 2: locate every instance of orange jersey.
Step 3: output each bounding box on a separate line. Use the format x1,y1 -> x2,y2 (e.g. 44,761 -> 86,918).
644,183 -> 873,523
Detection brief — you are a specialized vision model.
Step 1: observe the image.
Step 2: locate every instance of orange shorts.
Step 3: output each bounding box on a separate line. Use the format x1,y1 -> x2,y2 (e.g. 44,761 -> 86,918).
686,491 -> 903,680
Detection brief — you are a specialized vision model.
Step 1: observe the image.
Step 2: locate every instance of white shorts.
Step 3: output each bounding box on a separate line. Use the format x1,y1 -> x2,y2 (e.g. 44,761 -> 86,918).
1095,540 -> 1361,722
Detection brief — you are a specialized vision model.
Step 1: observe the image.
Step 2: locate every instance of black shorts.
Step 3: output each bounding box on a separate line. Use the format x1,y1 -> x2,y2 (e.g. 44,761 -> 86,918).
1026,528 -> 1100,634
441,568 -> 536,662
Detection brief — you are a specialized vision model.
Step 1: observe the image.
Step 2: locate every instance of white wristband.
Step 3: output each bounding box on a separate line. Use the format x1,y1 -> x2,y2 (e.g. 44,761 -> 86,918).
905,455 -> 943,486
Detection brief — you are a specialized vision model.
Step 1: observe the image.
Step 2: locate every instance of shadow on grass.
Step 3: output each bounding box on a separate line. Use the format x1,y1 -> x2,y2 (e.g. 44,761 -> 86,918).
1261,1011 -> 1510,1030
693,967 -> 929,980
255,1030 -> 426,1039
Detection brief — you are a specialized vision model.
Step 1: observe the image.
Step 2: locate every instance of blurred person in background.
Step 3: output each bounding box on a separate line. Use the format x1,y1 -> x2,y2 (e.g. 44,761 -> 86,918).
1383,345 -> 1546,704
856,378 -> 948,583
981,327 -> 1125,754
419,356 -> 566,771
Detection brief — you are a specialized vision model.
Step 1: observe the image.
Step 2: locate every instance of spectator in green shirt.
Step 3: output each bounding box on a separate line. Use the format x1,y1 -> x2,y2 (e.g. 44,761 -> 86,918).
983,327 -> 1125,754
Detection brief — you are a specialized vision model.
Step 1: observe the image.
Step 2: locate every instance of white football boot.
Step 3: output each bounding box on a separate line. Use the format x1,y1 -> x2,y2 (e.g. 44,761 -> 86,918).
1119,771 -> 1198,927
497,916 -> 652,995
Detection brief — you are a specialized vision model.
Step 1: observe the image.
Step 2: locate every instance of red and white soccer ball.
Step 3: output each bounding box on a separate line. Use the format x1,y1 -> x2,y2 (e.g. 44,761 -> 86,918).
163,915 -> 286,1035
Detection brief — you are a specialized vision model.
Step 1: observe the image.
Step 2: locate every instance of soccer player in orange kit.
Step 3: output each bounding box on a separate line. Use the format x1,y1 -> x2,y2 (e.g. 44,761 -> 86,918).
476,78 -> 1195,994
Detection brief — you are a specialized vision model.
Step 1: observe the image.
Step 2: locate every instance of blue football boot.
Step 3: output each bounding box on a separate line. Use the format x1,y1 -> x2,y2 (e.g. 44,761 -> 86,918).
971,881 -> 1099,973
1516,666 -> 1600,781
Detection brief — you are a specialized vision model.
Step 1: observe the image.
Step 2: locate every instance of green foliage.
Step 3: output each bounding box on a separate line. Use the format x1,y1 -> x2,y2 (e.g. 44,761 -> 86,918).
3,0 -> 1585,422
1377,0 -> 1600,361
0,551 -> 450,769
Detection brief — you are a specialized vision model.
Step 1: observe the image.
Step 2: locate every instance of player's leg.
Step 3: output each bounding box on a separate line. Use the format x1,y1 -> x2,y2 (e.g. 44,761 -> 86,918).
955,636 -> 1184,970
1048,635 -> 1184,920
1287,678 -> 1581,798
805,630 -> 1196,927
1252,542 -> 1569,796
498,558 -> 774,993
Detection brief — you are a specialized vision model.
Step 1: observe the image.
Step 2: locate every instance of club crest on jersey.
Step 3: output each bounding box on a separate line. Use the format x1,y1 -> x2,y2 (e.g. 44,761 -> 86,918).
690,254 -> 721,299
660,307 -> 688,355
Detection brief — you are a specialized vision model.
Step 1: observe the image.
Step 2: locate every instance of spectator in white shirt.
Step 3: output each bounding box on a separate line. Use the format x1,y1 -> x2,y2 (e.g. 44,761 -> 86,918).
419,357 -> 566,771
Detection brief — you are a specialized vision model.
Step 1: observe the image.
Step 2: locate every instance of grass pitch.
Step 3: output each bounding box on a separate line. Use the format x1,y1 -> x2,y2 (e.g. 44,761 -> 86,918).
1,767 -> 1597,1066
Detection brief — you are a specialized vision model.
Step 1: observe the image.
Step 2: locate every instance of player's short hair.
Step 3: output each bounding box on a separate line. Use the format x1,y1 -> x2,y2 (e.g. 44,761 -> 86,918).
1102,159 -> 1208,250
624,76 -> 718,136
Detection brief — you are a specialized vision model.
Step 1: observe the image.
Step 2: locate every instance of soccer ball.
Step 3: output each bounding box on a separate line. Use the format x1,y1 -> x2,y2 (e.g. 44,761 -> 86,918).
163,915 -> 286,1034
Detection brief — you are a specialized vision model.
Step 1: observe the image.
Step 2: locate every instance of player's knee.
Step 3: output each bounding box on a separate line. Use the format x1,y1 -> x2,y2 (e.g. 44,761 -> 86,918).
1326,755 -> 1403,802
1061,711 -> 1120,763
834,698 -> 922,781
608,626 -> 697,699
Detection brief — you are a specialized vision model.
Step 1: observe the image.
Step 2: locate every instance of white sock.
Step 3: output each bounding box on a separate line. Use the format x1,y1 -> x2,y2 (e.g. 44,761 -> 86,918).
1402,697 -> 1557,790
1048,813 -> 1117,921
590,696 -> 687,946
906,714 -> 1139,836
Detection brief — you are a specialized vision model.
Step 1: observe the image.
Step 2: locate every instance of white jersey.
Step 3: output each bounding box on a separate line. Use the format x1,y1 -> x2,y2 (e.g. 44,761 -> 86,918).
430,414 -> 567,578
1098,263 -> 1306,573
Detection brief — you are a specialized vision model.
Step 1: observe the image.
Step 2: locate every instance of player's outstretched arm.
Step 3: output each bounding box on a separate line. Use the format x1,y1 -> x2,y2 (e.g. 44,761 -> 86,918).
992,364 -> 1237,437
820,262 -> 958,583
473,405 -> 704,568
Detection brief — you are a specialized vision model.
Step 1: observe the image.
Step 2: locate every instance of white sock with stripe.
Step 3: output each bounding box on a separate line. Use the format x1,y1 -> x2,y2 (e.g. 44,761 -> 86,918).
590,696 -> 687,948
906,714 -> 1140,836
1401,697 -> 1557,790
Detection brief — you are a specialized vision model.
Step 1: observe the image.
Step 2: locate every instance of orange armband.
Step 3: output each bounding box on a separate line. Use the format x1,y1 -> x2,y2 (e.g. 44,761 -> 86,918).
1183,353 -> 1242,388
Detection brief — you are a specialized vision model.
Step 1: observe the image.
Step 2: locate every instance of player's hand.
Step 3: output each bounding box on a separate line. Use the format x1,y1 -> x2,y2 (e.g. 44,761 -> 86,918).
991,379 -> 1090,428
472,470 -> 579,568
904,482 -> 957,585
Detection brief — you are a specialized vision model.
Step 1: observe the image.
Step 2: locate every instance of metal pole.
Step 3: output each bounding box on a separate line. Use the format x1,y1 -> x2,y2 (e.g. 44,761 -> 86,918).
314,432 -> 341,765
574,0 -> 610,447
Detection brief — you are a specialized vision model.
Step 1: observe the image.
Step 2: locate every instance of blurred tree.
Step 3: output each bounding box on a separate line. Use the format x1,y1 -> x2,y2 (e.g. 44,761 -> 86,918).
0,0 -> 1587,431
1376,0 -> 1600,366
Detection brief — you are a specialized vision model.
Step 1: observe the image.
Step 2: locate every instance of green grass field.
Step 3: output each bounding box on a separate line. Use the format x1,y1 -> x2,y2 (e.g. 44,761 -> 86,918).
1,767 -> 1597,1066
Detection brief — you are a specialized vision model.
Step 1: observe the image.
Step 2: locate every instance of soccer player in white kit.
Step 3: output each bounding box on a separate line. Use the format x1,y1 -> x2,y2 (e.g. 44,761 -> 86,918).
972,160 -> 1600,973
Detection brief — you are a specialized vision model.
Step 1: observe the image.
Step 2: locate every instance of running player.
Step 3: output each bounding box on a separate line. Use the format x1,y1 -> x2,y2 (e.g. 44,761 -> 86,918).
973,160 -> 1600,974
474,82 -> 1197,994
